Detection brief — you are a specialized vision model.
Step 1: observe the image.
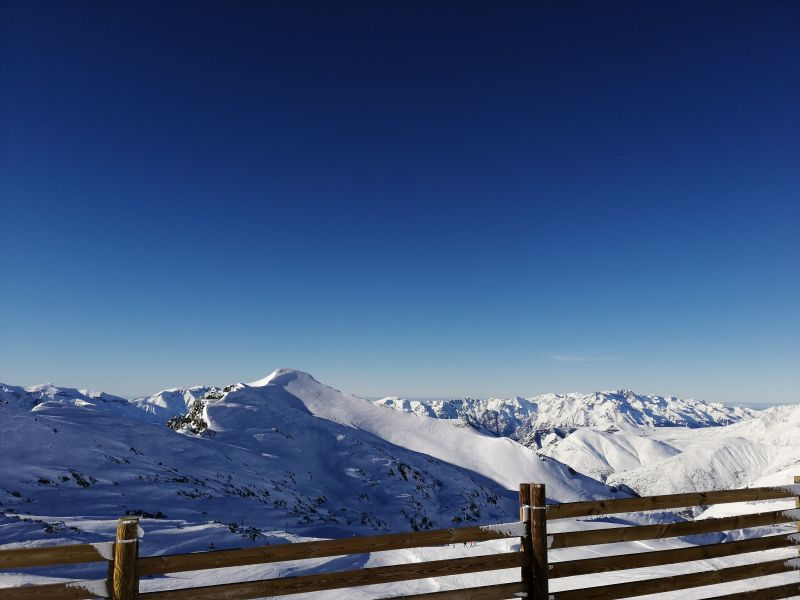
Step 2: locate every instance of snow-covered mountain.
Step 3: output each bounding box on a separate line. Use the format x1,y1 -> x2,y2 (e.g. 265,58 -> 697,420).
370,389 -> 798,502
0,383 -> 131,411
1,372 -> 797,598
538,422 -> 683,483
375,390 -> 756,448
538,404 -> 800,499
613,405 -> 800,495
129,385 -> 216,421
0,370 -> 621,559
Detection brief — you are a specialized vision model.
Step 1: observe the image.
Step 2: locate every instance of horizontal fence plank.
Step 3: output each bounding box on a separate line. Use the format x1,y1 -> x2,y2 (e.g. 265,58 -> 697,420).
547,486 -> 796,520
549,533 -> 798,578
0,579 -> 108,599
139,551 -> 526,600
384,581 -> 527,600
550,557 -> 799,600
703,581 -> 800,600
550,509 -> 797,549
138,524 -> 521,576
0,544 -> 110,569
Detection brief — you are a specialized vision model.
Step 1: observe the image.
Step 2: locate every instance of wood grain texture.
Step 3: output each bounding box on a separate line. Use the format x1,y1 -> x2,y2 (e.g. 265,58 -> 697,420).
385,581 -> 527,600
550,557 -> 797,600
701,581 -> 800,600
549,533 -> 798,577
138,551 -> 527,600
0,544 -> 107,569
529,484 -> 549,600
112,518 -> 139,600
549,509 -> 796,549
138,524 -> 518,576
547,486 -> 796,520
519,483 -> 533,598
0,580 -> 105,599
795,474 -> 799,556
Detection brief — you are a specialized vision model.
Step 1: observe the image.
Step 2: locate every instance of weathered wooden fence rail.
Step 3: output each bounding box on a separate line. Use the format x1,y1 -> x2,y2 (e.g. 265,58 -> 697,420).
1,477 -> 798,599
545,476 -> 800,600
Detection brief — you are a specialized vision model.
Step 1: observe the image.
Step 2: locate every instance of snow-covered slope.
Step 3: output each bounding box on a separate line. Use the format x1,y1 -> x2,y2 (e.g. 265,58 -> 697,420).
540,423 -> 682,482
0,370 -> 621,560
129,386 -> 216,421
249,370 -> 607,498
375,390 -> 756,447
605,404 -> 800,496
539,405 -> 800,497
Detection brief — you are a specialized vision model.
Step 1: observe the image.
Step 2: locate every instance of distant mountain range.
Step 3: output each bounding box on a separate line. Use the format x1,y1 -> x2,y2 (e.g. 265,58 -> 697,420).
370,389 -> 799,500
374,390 -> 756,449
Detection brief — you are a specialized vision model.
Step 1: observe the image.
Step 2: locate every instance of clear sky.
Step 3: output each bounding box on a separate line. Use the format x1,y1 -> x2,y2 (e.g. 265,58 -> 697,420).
1,1 -> 798,404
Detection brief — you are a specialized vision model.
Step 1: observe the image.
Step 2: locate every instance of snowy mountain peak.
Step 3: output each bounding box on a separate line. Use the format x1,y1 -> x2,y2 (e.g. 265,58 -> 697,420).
248,368 -> 319,388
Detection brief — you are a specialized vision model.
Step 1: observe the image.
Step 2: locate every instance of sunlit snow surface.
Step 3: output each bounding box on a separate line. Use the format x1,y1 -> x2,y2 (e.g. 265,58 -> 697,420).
375,389 -> 756,439
1,371 -> 798,597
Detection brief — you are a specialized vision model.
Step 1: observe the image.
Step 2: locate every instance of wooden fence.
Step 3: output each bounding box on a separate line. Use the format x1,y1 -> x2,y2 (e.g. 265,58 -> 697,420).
544,476 -> 800,600
1,477 -> 798,600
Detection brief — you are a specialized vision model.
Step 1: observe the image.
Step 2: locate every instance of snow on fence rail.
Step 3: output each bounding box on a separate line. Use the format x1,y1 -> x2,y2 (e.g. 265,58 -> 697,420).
544,477 -> 800,600
1,479 -> 798,600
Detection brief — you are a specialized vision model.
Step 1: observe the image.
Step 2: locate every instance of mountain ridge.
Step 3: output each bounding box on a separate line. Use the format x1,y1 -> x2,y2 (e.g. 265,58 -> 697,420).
375,389 -> 757,447
0,369 -> 623,557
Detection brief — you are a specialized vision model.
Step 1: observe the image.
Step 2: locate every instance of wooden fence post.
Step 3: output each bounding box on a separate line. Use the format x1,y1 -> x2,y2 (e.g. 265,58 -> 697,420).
519,484 -> 534,598
795,475 -> 799,557
529,483 -> 549,600
112,516 -> 139,600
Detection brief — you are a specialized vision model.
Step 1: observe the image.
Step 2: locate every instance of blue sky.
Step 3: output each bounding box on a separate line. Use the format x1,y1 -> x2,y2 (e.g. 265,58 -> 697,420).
1,1 -> 798,404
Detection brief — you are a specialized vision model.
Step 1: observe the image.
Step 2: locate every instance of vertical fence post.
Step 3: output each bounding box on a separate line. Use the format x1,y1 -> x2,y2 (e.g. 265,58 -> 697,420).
519,484 -> 534,598
112,516 -> 139,600
795,475 -> 799,556
529,483 -> 550,600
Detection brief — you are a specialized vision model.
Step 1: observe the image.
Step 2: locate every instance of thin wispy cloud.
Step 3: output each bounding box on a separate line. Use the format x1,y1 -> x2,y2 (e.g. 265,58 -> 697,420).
546,354 -> 623,363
